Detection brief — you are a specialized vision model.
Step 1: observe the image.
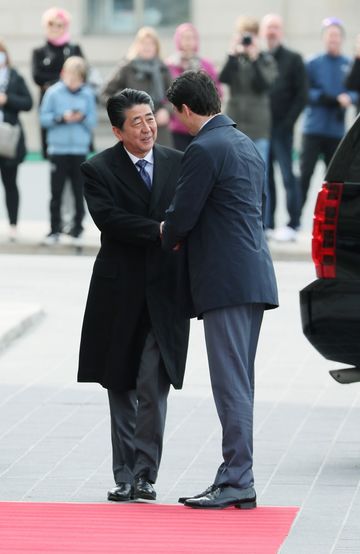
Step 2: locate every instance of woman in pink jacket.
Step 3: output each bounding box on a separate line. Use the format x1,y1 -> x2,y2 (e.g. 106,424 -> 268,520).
166,23 -> 222,151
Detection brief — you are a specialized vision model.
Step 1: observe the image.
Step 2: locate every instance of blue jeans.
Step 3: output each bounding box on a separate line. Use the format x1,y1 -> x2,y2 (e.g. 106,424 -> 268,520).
253,138 -> 271,228
268,126 -> 301,230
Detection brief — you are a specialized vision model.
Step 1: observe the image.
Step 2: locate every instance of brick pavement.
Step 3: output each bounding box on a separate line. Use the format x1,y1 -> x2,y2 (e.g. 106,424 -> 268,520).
1,255 -> 360,552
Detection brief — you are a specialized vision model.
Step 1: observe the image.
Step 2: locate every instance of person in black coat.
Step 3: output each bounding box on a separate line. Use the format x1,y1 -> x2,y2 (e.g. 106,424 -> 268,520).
261,14 -> 308,241
345,34 -> 360,113
31,7 -> 83,158
162,71 -> 278,509
0,40 -> 32,242
78,89 -> 191,503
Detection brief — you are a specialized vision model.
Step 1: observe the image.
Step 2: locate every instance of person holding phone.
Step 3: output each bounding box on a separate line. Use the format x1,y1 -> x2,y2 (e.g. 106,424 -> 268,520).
40,56 -> 97,245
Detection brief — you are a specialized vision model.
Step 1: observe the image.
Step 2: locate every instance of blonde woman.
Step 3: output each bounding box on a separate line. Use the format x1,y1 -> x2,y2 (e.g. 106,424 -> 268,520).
101,27 -> 172,146
32,7 -> 83,158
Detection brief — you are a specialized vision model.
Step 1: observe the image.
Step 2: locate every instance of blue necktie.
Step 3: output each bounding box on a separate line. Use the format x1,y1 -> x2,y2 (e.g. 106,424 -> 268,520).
136,159 -> 152,191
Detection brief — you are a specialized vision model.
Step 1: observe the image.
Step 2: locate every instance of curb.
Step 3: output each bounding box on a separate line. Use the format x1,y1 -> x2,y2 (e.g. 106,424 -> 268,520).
0,305 -> 45,354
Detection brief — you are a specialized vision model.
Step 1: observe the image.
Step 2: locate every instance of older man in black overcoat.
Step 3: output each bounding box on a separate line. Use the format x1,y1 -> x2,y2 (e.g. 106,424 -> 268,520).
78,89 -> 191,502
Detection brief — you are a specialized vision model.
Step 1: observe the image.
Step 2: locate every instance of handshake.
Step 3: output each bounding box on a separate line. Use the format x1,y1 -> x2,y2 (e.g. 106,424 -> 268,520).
159,221 -> 181,251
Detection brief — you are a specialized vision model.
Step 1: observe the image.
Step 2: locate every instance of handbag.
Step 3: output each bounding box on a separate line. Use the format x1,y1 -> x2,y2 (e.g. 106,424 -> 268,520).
0,122 -> 21,159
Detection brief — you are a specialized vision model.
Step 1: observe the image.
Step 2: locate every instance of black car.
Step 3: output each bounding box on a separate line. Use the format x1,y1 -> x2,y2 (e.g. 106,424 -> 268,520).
300,113 -> 360,384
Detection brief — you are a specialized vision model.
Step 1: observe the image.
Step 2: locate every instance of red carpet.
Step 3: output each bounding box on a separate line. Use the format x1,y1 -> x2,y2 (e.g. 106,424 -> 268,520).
0,502 -> 298,553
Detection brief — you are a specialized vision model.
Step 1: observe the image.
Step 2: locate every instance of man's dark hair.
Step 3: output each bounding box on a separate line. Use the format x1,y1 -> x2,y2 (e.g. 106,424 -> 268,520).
166,70 -> 221,116
106,88 -> 154,129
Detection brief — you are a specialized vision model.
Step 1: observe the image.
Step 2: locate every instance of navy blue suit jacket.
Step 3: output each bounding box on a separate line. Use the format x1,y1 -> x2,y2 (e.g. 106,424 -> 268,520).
162,114 -> 279,317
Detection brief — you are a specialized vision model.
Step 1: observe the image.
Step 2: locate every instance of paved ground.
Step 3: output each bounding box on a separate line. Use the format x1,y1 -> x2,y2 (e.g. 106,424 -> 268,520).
1,254 -> 360,553
1,161 -> 360,552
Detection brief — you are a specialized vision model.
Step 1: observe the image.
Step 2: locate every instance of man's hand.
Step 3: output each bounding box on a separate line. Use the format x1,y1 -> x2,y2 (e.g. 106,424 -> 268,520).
155,108 -> 170,127
160,220 -> 181,251
63,110 -> 85,123
0,92 -> 7,106
337,93 -> 352,108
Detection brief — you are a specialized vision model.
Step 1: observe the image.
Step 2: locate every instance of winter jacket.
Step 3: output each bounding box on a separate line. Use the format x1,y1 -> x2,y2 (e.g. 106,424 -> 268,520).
40,81 -> 97,155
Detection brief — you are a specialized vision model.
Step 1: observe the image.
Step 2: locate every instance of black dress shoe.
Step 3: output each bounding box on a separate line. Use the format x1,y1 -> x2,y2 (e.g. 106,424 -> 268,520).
107,482 -> 133,502
134,476 -> 156,501
184,485 -> 256,509
178,484 -> 216,504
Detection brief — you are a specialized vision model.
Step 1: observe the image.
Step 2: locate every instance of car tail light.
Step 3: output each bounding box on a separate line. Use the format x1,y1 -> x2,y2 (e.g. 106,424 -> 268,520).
312,182 -> 343,278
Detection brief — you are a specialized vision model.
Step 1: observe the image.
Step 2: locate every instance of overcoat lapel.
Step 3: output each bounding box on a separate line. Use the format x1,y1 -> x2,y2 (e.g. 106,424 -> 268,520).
109,142 -> 150,205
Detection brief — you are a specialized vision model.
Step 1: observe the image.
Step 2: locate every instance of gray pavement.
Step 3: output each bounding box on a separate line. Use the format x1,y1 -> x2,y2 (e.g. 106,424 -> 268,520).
1,255 -> 360,553
2,160 -> 360,552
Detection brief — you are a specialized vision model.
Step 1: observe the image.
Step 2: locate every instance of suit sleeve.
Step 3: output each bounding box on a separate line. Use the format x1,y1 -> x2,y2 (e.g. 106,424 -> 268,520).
162,143 -> 216,251
82,161 -> 161,245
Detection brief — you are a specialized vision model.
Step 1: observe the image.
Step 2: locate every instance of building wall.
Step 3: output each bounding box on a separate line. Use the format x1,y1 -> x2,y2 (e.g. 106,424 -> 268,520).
0,0 -> 359,151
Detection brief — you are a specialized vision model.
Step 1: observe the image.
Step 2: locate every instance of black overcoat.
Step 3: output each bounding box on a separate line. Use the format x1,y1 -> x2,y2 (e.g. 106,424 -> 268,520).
78,142 -> 192,392
0,68 -> 33,167
31,42 -> 83,101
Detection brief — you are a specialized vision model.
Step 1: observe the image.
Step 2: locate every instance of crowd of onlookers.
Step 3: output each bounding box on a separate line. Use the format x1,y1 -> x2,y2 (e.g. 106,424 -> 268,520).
0,7 -> 359,245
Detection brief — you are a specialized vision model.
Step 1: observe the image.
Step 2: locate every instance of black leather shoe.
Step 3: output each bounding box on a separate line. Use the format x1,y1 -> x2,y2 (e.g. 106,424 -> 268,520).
107,482 -> 133,502
178,484 -> 216,504
134,476 -> 156,501
184,485 -> 256,509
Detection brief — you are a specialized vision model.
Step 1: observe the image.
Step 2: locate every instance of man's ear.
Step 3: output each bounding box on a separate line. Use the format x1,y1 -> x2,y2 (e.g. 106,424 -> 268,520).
182,104 -> 192,117
112,126 -> 123,142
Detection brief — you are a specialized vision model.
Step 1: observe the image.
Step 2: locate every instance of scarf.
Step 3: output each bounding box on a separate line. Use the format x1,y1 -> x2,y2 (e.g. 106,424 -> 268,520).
131,58 -> 166,106
48,31 -> 71,47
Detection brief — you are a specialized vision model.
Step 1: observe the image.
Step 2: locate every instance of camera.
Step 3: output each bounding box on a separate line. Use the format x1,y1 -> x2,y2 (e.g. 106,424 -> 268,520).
241,34 -> 252,46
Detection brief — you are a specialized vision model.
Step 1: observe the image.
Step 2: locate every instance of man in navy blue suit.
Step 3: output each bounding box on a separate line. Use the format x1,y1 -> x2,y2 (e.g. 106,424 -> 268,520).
162,70 -> 279,509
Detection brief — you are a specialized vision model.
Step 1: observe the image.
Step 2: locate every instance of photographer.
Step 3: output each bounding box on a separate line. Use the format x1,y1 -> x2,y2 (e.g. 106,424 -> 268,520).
219,16 -> 277,228
219,17 -> 277,161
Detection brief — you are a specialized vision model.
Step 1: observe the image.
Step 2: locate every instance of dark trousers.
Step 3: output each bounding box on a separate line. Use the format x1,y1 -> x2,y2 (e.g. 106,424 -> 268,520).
299,133 -> 340,212
268,126 -> 301,230
0,164 -> 19,225
41,127 -> 48,160
49,154 -> 85,234
107,331 -> 170,485
203,304 -> 264,490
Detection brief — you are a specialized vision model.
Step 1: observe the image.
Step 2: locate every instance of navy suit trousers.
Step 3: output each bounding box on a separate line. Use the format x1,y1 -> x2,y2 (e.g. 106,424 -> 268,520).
203,304 -> 264,490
